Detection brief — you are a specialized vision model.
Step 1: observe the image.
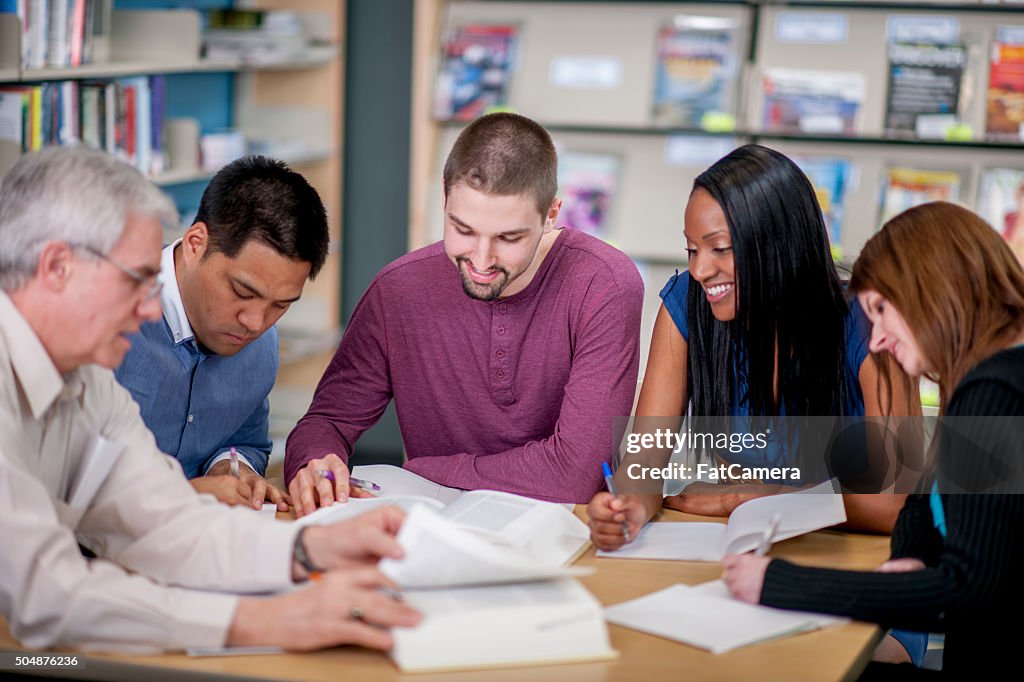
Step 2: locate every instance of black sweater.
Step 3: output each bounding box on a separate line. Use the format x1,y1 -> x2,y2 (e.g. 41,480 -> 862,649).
760,347 -> 1024,677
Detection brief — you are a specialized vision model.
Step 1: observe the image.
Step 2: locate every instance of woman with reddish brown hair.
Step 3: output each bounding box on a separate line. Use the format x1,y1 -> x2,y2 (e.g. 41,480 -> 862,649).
724,201 -> 1024,679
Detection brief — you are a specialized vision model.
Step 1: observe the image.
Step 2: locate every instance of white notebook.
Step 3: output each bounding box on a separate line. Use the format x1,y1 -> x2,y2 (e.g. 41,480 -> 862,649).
605,580 -> 848,654
597,480 -> 846,562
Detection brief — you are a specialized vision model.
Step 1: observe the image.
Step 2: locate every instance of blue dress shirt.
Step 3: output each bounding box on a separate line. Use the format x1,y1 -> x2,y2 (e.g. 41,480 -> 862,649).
115,241 -> 278,478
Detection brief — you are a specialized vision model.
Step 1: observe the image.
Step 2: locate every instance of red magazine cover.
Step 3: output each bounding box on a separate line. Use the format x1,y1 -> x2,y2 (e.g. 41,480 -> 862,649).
987,41 -> 1024,141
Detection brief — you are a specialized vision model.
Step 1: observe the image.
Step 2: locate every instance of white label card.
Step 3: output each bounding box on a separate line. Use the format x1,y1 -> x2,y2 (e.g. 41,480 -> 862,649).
776,13 -> 849,44
887,16 -> 959,45
664,135 -> 738,167
549,56 -> 623,89
996,26 -> 1024,46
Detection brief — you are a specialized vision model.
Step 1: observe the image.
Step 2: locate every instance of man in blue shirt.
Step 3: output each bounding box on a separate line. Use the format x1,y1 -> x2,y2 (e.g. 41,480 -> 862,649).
116,156 -> 329,510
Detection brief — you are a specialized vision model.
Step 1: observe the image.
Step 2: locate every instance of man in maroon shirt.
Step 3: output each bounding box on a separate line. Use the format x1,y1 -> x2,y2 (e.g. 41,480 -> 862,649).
285,113 -> 644,514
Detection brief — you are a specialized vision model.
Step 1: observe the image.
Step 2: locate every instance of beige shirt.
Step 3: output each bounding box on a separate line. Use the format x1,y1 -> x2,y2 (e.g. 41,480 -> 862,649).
0,290 -> 299,653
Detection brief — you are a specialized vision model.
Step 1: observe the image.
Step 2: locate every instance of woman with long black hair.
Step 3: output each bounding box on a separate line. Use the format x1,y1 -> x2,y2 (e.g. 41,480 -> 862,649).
588,144 -> 923,663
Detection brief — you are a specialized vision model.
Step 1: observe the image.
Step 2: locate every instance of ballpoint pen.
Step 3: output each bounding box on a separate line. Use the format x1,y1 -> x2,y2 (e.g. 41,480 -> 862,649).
229,447 -> 240,478
316,469 -> 382,494
755,512 -> 782,557
602,461 -> 633,543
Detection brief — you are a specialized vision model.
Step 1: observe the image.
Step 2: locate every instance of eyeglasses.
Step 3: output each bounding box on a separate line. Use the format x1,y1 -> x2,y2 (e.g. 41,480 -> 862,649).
69,242 -> 163,302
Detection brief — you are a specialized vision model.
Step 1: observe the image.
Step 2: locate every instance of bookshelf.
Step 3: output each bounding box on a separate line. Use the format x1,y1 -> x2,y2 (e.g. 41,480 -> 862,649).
410,0 -> 1024,369
0,1 -> 347,441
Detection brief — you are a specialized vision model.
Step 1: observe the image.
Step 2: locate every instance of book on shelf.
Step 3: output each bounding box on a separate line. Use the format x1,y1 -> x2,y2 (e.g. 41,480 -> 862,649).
17,0 -> 112,69
651,15 -> 740,129
795,156 -> 853,257
884,42 -> 967,139
0,75 -> 166,176
434,23 -> 518,121
203,9 -> 312,66
0,85 -> 42,150
986,26 -> 1024,142
761,68 -> 865,136
978,167 -> 1024,263
596,479 -> 846,562
879,166 -> 963,225
557,151 -> 620,239
605,579 -> 847,654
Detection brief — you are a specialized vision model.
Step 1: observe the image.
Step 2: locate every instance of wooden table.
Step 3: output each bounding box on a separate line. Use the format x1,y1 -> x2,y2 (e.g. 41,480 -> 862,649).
1,509 -> 890,682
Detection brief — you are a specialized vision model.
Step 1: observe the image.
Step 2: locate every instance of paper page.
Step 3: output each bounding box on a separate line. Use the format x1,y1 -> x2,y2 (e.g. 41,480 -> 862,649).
442,491 -> 590,565
723,480 -> 847,556
294,495 -> 444,528
68,434 -> 126,508
596,522 -> 727,561
352,464 -> 463,504
402,578 -> 594,617
692,580 -> 849,629
380,506 -> 590,589
605,583 -> 821,654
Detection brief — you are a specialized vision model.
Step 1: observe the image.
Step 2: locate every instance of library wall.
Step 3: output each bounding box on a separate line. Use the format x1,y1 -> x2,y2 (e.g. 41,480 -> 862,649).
411,0 -> 1024,372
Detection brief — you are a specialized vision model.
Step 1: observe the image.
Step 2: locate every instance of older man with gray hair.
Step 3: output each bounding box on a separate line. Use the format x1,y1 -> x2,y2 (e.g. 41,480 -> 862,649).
0,147 -> 419,653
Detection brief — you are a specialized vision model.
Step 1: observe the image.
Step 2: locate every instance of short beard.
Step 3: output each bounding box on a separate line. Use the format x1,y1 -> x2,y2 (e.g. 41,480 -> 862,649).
457,258 -> 510,301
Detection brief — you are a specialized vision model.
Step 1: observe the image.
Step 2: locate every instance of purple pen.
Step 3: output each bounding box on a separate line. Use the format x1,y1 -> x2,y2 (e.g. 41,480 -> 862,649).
315,469 -> 382,493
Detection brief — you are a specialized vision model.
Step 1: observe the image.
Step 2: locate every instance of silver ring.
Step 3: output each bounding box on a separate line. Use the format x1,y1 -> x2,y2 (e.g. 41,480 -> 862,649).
349,605 -> 364,621
315,469 -> 330,478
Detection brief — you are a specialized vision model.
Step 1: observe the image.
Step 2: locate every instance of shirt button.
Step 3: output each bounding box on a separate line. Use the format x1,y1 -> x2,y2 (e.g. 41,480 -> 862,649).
497,327 -> 506,335
187,414 -> 194,423
496,370 -> 505,379
498,305 -> 508,314
496,350 -> 505,358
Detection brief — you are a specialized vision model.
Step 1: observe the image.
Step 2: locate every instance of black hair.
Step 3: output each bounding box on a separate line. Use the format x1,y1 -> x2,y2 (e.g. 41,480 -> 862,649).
195,156 -> 329,278
687,144 -> 851,419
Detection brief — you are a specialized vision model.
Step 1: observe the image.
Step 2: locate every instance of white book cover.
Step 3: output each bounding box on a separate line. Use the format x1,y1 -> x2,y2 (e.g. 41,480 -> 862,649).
392,578 -> 616,672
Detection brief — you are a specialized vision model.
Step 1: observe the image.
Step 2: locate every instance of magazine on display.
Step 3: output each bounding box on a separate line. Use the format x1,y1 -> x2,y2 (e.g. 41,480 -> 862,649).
761,68 -> 865,135
795,156 -> 853,254
557,151 -> 621,238
884,42 -> 967,139
978,167 -> 1024,263
879,166 -> 963,225
986,26 -> 1024,142
434,23 -> 518,121
651,15 -> 740,128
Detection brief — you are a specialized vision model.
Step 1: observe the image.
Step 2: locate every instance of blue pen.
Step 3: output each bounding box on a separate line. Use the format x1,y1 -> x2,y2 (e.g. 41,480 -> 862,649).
602,461 -> 633,543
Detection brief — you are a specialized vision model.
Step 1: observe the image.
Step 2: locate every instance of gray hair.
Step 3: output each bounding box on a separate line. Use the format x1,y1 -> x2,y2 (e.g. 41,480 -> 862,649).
0,146 -> 178,292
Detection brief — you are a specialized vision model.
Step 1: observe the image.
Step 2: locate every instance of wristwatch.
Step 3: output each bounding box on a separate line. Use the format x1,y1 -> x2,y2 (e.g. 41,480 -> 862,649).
292,527 -> 325,575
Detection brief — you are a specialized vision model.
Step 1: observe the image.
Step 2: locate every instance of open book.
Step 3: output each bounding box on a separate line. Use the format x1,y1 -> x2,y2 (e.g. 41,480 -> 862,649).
605,580 -> 847,654
379,504 -> 590,588
597,480 -> 847,562
379,506 -> 612,671
297,465 -> 590,568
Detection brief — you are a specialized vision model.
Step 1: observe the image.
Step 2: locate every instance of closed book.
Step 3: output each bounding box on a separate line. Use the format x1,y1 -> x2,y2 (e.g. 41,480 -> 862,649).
392,579 -> 616,672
